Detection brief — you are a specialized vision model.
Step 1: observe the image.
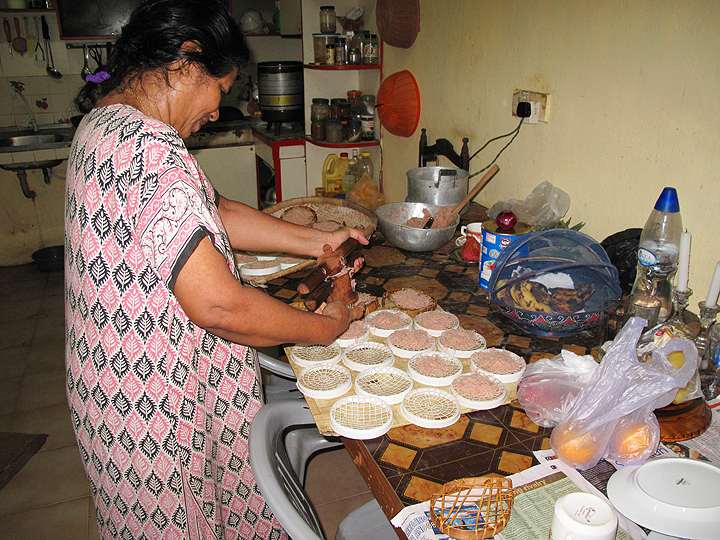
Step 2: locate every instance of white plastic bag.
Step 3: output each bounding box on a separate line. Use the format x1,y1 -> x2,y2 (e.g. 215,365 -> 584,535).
550,317 -> 698,470
516,350 -> 598,428
487,181 -> 570,227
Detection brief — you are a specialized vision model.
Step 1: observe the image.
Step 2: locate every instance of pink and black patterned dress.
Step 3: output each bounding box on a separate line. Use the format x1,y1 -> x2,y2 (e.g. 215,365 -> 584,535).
65,104 -> 286,540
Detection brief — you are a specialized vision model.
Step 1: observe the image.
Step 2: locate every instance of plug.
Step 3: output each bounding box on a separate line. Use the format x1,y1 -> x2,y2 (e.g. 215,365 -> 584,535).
516,101 -> 532,118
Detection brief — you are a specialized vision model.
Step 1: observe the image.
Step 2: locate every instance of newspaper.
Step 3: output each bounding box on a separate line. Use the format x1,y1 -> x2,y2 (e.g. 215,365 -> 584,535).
391,397 -> 720,540
390,456 -> 645,540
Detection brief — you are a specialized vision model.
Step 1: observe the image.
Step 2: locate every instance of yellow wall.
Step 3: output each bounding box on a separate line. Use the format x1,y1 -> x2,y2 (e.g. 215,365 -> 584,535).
381,0 -> 720,301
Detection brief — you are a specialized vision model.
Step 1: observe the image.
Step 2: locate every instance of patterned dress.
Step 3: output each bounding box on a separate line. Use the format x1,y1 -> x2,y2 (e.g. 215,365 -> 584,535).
65,104 -> 286,540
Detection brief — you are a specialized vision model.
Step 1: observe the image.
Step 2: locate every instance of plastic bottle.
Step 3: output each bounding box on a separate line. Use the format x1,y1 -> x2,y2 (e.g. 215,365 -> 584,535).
360,95 -> 376,141
627,187 -> 683,324
356,151 -> 374,181
342,157 -> 357,194
322,153 -> 349,194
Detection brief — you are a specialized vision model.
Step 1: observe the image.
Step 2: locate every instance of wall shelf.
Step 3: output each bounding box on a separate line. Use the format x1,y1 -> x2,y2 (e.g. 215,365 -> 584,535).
304,64 -> 381,71
305,137 -> 379,148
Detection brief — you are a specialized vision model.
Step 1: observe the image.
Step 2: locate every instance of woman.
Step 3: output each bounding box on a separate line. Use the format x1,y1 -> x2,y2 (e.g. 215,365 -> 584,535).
65,1 -> 366,538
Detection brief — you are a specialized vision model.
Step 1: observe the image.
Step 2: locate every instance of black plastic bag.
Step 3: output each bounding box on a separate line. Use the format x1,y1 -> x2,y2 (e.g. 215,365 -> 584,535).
601,228 -> 641,295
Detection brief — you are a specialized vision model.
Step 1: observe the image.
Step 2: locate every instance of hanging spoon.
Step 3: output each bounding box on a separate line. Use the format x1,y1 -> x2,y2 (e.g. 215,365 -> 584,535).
81,44 -> 92,81
33,17 -> 44,61
41,16 -> 62,79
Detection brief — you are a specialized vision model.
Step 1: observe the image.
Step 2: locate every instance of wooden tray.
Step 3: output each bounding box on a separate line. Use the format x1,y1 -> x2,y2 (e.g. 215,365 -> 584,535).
240,197 -> 378,286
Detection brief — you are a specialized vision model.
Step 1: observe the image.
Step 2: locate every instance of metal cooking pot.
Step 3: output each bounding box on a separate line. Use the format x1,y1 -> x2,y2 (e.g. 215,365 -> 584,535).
375,203 -> 460,252
405,166 -> 470,215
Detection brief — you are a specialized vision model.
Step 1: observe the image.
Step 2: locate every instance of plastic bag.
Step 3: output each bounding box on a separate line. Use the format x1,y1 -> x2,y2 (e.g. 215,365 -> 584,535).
487,181 -> 570,227
550,317 -> 698,470
517,350 -> 598,428
346,173 -> 386,211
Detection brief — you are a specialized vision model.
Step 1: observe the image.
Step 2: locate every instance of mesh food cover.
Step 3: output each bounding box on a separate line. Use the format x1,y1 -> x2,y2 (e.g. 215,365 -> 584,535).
488,230 -> 622,336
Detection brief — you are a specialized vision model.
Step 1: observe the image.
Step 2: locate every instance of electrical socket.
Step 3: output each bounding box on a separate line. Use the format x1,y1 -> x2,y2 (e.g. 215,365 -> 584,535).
512,90 -> 550,124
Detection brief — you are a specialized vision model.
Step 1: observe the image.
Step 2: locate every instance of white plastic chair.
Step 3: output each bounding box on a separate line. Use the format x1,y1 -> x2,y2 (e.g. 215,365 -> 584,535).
257,350 -> 303,401
248,399 -> 397,540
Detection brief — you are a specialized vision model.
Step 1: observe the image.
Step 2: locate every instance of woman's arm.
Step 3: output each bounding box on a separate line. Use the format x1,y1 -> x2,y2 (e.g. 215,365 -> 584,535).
173,236 -> 363,347
217,195 -> 368,257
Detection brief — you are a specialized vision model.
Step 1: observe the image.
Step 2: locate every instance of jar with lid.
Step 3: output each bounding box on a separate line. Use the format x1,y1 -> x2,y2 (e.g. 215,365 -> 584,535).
319,6 -> 336,33
335,37 -> 347,65
338,100 -> 351,138
311,98 -> 331,121
347,120 -> 362,143
310,118 -> 326,142
348,48 -> 362,65
330,98 -> 343,119
347,90 -> 362,109
326,118 -> 343,143
325,44 -> 335,65
362,34 -> 379,65
360,94 -> 376,141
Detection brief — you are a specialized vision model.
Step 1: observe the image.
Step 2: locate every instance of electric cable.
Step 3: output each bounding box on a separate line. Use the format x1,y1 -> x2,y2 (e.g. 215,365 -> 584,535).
467,118 -> 524,179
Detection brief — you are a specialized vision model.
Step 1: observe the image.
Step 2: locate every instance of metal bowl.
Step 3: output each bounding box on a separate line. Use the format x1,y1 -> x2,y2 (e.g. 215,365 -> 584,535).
375,203 -> 460,252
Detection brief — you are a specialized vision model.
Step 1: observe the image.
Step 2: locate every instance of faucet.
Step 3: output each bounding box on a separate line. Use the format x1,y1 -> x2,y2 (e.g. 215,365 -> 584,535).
12,87 -> 39,133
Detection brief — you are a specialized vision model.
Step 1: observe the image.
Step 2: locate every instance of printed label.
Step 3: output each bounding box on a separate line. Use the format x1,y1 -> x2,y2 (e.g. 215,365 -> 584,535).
637,247 -> 658,266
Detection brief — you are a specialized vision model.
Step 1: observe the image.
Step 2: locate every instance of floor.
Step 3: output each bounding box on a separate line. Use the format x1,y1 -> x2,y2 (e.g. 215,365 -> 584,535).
0,263 -> 373,540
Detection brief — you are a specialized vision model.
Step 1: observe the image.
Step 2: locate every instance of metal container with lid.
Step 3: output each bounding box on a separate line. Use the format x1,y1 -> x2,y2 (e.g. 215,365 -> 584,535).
405,166 -> 470,215
257,61 -> 304,133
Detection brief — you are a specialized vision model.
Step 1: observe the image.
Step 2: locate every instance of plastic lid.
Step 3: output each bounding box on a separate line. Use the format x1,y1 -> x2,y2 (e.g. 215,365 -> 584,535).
340,152 -> 348,157
362,94 -> 376,102
312,98 -> 330,104
349,120 -> 361,126
654,187 -> 680,213
320,6 -> 335,10
327,118 -> 341,124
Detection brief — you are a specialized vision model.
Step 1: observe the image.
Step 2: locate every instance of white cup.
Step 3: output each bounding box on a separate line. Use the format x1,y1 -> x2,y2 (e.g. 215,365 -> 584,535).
550,493 -> 618,540
458,222 -> 483,246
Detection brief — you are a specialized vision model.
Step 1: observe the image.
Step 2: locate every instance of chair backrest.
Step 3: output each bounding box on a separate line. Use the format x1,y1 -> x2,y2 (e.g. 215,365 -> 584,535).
249,399 -> 328,540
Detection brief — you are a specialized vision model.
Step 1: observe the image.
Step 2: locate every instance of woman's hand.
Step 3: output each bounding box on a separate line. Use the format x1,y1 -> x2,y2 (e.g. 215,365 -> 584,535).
308,226 -> 369,258
316,300 -> 364,328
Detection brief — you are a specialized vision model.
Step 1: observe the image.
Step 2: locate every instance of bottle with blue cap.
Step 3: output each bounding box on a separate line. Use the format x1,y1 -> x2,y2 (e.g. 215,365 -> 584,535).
627,187 -> 683,324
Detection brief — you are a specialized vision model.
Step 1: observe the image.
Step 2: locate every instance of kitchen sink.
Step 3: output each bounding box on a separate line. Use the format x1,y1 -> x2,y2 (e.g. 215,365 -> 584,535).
0,125 -> 75,154
0,133 -> 66,147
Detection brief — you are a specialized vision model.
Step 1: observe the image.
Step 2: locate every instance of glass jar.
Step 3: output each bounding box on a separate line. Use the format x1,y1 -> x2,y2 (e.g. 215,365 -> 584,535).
360,94 -> 376,141
347,120 -> 362,143
329,98 -> 343,119
325,44 -> 335,65
326,118 -> 344,143
319,6 -> 336,34
311,98 -> 331,121
335,37 -> 347,65
348,48 -> 362,65
338,100 -> 351,139
310,117 -> 326,142
362,34 -> 379,65
347,90 -> 362,109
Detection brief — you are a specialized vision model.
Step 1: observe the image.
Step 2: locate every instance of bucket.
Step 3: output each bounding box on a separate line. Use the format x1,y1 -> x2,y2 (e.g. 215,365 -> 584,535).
322,153 -> 349,195
479,220 -> 531,289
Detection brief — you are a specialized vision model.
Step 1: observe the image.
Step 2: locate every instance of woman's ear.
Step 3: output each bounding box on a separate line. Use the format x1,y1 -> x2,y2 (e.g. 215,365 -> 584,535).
180,40 -> 202,54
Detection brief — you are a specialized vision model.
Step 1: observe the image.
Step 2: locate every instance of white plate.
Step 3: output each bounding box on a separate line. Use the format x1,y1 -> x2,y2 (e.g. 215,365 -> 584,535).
290,343 -> 342,367
450,373 -> 506,410
240,260 -> 281,277
354,366 -> 414,405
365,309 -> 413,338
401,388 -> 461,429
296,364 -> 352,400
342,342 -> 394,372
470,349 -> 526,383
329,395 -> 394,440
413,310 -> 460,338
335,321 -> 371,348
406,352 -> 463,386
607,457 -> 720,540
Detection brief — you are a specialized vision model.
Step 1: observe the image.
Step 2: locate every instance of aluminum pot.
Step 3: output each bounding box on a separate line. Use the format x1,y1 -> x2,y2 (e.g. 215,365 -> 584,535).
375,203 -> 460,252
405,166 -> 470,215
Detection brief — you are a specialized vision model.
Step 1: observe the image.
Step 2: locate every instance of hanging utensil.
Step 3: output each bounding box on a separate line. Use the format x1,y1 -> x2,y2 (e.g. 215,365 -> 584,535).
3,18 -> 12,56
41,16 -> 62,79
33,17 -> 44,61
12,17 -> 27,56
89,45 -> 103,72
24,17 -> 35,58
81,44 -> 91,80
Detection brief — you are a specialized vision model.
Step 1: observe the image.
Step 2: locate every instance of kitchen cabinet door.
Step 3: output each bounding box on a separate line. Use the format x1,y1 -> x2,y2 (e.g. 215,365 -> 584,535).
191,145 -> 258,208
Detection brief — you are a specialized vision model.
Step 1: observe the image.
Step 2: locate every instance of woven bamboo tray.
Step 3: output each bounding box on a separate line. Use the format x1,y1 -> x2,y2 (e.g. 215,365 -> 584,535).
238,197 -> 378,286
430,477 -> 514,540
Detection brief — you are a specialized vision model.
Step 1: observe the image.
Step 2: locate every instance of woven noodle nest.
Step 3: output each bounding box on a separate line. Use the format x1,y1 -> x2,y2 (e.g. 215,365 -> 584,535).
239,197 -> 378,286
430,477 -> 514,540
376,0 -> 421,49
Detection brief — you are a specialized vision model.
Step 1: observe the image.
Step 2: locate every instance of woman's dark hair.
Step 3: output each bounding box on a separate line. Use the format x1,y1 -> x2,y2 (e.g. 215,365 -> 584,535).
75,0 -> 249,113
